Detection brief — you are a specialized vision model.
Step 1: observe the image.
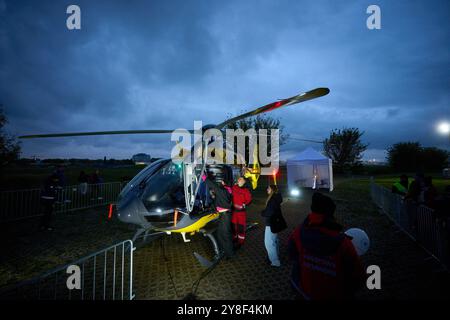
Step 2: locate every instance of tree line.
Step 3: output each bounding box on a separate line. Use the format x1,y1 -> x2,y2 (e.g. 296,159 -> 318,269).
2,108 -> 448,174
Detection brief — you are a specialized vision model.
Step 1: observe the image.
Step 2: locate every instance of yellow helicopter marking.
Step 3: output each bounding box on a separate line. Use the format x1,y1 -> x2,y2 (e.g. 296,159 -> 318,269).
244,143 -> 261,190
156,212 -> 220,235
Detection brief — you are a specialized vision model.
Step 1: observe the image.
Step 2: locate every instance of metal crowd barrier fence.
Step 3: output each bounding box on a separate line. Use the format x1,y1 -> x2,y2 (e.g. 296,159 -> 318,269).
370,181 -> 450,269
0,240 -> 135,300
0,181 -> 128,222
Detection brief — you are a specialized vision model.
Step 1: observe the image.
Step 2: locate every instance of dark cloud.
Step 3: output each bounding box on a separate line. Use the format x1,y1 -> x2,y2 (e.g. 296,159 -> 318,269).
1,0 -> 449,161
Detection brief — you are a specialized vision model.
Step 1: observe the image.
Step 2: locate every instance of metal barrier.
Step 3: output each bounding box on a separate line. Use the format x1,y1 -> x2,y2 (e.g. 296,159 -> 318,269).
0,240 -> 135,300
370,181 -> 450,269
0,181 -> 127,222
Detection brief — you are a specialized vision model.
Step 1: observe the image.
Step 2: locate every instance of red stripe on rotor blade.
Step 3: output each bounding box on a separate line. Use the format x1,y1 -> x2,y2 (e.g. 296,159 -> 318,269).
264,99 -> 289,112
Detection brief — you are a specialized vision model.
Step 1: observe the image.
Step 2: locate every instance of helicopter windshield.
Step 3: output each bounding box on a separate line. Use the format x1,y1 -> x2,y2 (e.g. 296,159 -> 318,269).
118,159 -> 168,200
141,160 -> 185,213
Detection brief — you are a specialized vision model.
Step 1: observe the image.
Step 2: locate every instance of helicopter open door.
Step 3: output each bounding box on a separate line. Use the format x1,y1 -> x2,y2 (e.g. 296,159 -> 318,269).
182,139 -> 209,213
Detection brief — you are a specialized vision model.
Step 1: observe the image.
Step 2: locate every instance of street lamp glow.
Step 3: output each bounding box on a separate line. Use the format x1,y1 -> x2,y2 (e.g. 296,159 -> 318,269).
437,121 -> 450,135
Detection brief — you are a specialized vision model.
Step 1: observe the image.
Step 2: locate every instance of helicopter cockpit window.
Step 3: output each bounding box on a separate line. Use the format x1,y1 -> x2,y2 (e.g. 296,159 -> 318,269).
118,159 -> 168,200
141,161 -> 185,213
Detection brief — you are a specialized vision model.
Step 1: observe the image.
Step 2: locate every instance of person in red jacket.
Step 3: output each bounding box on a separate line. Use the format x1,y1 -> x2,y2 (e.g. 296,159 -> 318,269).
288,192 -> 366,300
231,176 -> 252,249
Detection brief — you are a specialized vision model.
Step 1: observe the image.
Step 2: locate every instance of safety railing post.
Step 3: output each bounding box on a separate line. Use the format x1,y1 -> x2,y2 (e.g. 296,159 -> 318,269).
0,240 -> 135,300
0,181 -> 128,223
370,182 -> 449,270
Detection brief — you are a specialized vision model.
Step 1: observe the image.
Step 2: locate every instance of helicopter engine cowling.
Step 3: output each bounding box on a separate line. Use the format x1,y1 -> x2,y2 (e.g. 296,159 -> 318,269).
205,164 -> 233,186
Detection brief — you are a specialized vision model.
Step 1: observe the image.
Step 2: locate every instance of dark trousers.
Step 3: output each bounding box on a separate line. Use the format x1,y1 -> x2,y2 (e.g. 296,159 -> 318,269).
216,211 -> 234,258
40,199 -> 54,229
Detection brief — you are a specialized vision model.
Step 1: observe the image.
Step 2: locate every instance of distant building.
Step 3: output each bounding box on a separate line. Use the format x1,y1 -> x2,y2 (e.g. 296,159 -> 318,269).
363,159 -> 387,166
132,153 -> 152,165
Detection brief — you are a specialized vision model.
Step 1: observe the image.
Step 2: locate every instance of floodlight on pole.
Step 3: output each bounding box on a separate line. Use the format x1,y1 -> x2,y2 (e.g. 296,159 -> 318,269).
437,121 -> 450,135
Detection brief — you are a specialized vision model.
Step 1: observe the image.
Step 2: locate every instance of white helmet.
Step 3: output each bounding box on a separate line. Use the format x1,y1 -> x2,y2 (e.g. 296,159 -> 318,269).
345,228 -> 370,256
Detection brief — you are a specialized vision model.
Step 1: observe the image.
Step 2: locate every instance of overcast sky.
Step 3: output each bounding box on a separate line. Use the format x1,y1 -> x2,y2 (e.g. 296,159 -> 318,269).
1,0 -> 449,161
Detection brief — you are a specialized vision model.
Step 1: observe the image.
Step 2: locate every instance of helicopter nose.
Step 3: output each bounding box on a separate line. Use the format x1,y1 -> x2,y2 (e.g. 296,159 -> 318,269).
116,193 -> 148,226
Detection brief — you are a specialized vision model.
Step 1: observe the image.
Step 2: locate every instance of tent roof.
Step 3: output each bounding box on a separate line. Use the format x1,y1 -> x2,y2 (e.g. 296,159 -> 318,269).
287,147 -> 330,162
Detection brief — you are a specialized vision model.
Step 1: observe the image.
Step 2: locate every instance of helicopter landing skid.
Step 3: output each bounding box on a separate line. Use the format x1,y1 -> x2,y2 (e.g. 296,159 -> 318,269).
180,232 -> 191,243
132,228 -> 146,242
199,228 -> 220,258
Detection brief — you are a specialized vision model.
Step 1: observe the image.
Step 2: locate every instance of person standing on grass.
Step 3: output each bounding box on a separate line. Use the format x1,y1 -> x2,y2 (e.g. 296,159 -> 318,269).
391,174 -> 409,196
90,169 -> 103,200
406,173 -> 425,203
423,176 -> 438,209
78,170 -> 89,195
288,192 -> 365,300
261,184 -> 284,267
39,173 -> 60,231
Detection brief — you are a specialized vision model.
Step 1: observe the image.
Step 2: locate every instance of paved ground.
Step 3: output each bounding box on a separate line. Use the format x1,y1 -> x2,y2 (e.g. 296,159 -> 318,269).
1,177 -> 450,300
131,179 -> 450,300
132,193 -> 303,300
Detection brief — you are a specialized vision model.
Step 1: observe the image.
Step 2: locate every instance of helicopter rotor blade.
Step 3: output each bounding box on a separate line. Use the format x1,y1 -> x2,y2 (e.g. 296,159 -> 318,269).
18,129 -> 190,139
215,87 -> 330,130
289,137 -> 324,144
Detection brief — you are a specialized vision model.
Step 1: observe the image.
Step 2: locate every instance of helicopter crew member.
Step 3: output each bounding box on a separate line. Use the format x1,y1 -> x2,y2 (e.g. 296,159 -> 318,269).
231,177 -> 252,249
288,192 -> 365,300
203,175 -> 234,259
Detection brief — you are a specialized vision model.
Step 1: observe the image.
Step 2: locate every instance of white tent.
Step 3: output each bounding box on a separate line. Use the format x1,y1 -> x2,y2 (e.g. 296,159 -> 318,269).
287,147 -> 333,192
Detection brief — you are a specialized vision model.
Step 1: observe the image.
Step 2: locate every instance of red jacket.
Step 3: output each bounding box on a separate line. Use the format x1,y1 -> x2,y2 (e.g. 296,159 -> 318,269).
288,212 -> 365,300
231,185 -> 252,212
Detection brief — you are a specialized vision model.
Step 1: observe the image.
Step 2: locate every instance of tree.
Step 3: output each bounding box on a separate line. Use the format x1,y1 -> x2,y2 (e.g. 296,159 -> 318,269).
387,142 -> 421,172
0,108 -> 21,167
421,147 -> 448,172
225,114 -> 289,164
323,127 -> 368,173
387,142 -> 448,172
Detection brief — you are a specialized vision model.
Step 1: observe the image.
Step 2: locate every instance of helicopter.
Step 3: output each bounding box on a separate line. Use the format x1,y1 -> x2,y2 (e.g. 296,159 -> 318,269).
19,87 -> 330,258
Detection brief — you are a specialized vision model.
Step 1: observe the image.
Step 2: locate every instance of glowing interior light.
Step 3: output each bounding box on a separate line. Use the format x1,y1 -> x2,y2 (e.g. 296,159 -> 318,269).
290,189 -> 300,196
156,208 -> 162,213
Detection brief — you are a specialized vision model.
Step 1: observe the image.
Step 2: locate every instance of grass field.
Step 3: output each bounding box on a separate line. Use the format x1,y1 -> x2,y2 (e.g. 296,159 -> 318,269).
0,164 -> 147,191
374,175 -> 450,193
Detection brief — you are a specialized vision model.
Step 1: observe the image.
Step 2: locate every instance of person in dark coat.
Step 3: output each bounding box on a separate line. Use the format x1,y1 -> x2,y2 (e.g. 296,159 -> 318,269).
203,174 -> 234,259
39,174 -> 60,231
406,173 -> 425,203
423,176 -> 438,209
78,170 -> 89,195
288,192 -> 365,300
90,169 -> 103,200
261,184 -> 283,267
